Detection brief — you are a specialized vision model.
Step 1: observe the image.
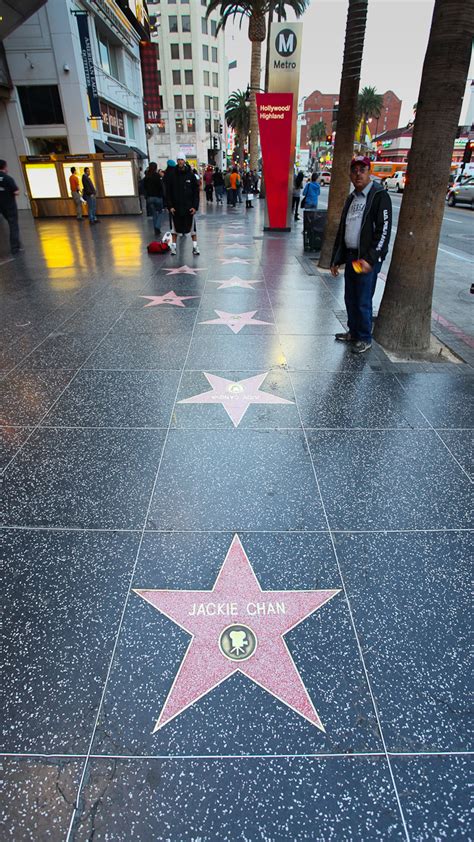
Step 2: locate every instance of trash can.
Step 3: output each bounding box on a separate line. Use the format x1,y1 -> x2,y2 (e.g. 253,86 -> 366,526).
303,209 -> 327,252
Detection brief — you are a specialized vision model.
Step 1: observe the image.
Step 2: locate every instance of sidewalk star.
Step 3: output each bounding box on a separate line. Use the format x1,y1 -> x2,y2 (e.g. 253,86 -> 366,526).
178,371 -> 292,426
208,276 -> 262,290
134,535 -> 340,732
140,292 -> 198,308
199,309 -> 272,334
220,257 -> 252,265
163,265 -> 207,276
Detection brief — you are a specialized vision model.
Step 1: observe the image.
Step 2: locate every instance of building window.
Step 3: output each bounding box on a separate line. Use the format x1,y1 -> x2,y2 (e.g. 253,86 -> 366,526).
174,94 -> 183,109
202,45 -> 209,61
172,69 -> 181,84
204,95 -> 212,110
18,85 -> 64,125
175,117 -> 184,133
212,47 -> 218,62
201,17 -> 208,34
183,43 -> 192,59
187,117 -> 195,131
213,97 -> 219,110
203,70 -> 210,86
205,117 -> 211,133
184,69 -> 193,85
169,15 -> 178,32
212,72 -> 218,87
97,31 -> 120,79
100,101 -> 125,137
211,19 -> 217,36
170,43 -> 179,59
127,114 -> 136,139
186,94 -> 194,109
213,119 -> 220,133
182,15 -> 190,32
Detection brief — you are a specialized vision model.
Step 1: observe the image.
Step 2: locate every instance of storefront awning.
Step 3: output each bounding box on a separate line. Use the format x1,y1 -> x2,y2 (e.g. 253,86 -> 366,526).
130,146 -> 148,160
94,140 -> 118,154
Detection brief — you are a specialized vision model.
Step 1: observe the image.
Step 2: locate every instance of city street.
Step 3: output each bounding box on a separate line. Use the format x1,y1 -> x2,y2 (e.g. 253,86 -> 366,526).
1,200 -> 472,840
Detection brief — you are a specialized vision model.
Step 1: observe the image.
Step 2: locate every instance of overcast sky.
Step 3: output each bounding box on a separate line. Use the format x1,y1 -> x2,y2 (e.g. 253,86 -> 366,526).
226,0 -> 474,127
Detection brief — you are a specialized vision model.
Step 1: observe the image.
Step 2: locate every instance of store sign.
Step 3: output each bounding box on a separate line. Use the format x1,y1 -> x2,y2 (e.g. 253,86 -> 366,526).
76,13 -> 101,118
139,41 -> 161,124
100,101 -> 125,137
267,22 -> 302,229
257,93 -> 294,230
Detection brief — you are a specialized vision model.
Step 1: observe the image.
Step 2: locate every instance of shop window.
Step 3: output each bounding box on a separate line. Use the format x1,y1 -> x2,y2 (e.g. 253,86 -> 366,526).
18,85 -> 64,125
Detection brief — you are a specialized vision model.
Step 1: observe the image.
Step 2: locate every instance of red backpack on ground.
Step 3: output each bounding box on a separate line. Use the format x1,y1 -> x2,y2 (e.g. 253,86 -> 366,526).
147,241 -> 170,254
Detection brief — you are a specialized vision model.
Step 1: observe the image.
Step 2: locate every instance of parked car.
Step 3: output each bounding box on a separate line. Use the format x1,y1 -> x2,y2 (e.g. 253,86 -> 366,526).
446,176 -> 474,208
319,171 -> 332,186
385,171 -> 406,192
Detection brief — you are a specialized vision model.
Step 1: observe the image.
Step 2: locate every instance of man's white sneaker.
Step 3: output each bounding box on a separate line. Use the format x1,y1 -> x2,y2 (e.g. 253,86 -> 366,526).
170,244 -> 177,255
193,244 -> 200,255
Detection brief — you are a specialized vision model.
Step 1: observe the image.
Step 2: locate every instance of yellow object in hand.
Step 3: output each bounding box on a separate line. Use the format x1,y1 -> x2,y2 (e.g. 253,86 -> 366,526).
352,260 -> 363,274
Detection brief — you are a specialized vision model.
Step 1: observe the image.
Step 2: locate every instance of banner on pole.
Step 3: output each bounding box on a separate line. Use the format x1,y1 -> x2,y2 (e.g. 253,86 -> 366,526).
257,93 -> 294,230
76,13 -> 101,119
139,41 -> 161,124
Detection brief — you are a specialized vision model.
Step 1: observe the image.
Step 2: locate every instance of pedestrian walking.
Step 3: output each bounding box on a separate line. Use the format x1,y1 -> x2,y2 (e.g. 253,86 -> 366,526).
236,168 -> 243,204
330,155 -> 392,354
302,172 -> 321,209
82,167 -> 99,224
143,162 -> 165,235
242,171 -> 254,209
229,168 -> 240,207
224,169 -> 232,204
166,154 -> 200,255
69,167 -> 83,220
204,166 -> 214,203
292,170 -> 304,220
213,167 -> 225,204
0,159 -> 22,255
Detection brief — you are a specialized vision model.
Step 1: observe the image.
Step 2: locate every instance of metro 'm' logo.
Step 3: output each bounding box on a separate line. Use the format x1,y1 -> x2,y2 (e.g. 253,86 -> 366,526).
276,29 -> 297,57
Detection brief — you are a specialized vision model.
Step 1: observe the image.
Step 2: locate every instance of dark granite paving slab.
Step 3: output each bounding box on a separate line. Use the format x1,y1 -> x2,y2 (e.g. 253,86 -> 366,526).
272,306 -> 344,335
185,334 -> 287,370
335,531 -> 472,752
89,531 -> 382,756
85,332 -> 191,370
0,426 -> 32,472
173,370 -> 299,429
72,756 -> 405,841
281,334 -> 380,371
23,332 -> 103,370
147,430 -> 326,531
44,370 -> 180,428
2,529 -> 138,752
307,430 -> 474,530
1,757 -> 81,842
392,754 -> 471,840
0,369 -> 74,426
396,373 -> 474,428
291,372 -> 428,429
1,428 -> 166,528
111,307 -> 198,336
437,430 -> 473,479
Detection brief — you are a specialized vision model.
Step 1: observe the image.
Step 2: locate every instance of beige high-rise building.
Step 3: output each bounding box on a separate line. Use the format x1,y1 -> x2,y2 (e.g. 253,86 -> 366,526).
147,0 -> 229,169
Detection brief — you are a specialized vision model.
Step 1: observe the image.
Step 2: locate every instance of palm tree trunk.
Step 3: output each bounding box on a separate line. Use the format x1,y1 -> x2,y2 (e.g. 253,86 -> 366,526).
264,5 -> 274,93
318,0 -> 368,268
249,39 -> 262,171
374,0 -> 473,353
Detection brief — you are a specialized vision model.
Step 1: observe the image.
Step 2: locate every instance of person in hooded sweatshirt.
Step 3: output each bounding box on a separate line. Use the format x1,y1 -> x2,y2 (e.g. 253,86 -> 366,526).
166,155 -> 200,255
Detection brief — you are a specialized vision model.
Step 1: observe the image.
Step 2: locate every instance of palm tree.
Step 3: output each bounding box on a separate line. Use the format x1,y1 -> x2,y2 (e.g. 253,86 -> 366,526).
225,90 -> 250,162
309,120 -> 327,169
319,0 -> 369,268
206,1 -> 308,171
357,86 -> 383,152
374,0 -> 474,353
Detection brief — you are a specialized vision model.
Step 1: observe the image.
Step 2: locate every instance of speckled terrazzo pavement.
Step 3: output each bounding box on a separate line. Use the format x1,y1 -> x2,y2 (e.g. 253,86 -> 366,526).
1,206 -> 472,841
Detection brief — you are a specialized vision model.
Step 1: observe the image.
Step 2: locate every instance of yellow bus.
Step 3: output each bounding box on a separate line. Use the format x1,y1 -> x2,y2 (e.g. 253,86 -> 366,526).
371,161 -> 407,182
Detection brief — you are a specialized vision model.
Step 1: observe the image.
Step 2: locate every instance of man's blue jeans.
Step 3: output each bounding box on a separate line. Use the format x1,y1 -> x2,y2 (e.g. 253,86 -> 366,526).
148,196 -> 163,231
344,259 -> 381,342
86,194 -> 97,222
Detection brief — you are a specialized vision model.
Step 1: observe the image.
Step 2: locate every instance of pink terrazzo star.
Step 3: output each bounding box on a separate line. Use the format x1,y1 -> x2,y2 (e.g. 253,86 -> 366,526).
199,309 -> 272,334
163,265 -> 207,276
134,535 -> 340,732
178,371 -> 292,426
223,244 -> 250,250
140,291 -> 198,308
208,276 -> 262,290
220,257 -> 252,265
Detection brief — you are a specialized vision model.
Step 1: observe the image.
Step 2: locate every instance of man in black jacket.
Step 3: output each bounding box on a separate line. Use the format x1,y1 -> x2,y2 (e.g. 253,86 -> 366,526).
143,162 -> 165,235
330,156 -> 392,353
166,155 -> 200,255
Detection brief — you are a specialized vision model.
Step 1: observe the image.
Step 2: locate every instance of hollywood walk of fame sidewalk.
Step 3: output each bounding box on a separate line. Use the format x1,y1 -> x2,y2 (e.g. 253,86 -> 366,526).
0,204 -> 472,841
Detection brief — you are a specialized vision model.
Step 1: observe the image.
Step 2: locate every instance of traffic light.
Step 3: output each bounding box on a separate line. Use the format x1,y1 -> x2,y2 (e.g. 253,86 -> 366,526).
463,140 -> 473,164
213,136 -> 219,150
326,134 -> 332,144
219,123 -> 223,135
